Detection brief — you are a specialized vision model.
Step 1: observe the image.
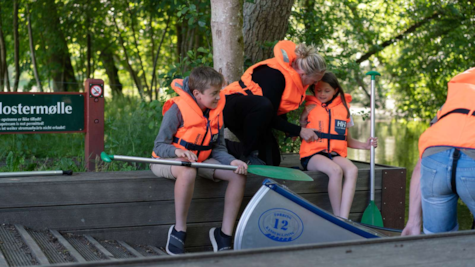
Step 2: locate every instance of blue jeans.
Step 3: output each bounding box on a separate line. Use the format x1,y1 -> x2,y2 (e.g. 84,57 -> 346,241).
421,148 -> 475,234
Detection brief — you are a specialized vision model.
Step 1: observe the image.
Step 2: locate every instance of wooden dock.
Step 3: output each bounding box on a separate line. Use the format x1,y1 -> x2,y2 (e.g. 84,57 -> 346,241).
33,230 -> 475,267
0,154 -> 406,256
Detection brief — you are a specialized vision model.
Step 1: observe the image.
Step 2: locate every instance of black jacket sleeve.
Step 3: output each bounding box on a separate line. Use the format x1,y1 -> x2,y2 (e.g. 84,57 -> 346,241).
251,65 -> 301,136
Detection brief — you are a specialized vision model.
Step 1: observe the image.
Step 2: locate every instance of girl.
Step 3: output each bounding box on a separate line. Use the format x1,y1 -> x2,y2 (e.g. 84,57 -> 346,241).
299,72 -> 377,219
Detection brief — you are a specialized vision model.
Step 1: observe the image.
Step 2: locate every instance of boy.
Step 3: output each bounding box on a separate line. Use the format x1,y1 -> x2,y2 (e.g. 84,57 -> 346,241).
151,66 -> 248,255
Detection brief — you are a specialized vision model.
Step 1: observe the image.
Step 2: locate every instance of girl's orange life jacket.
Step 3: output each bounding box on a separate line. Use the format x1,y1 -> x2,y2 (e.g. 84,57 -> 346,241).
299,94 -> 352,159
419,67 -> 475,157
222,40 -> 308,115
152,79 -> 225,162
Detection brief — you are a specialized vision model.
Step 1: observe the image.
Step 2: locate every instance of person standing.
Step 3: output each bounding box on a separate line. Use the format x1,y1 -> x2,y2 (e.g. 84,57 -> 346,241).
417,67 -> 475,234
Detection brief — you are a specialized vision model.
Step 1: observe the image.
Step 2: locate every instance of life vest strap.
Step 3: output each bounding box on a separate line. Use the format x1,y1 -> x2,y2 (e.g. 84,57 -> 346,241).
438,108 -> 475,121
239,79 -> 254,96
451,148 -> 461,195
173,137 -> 212,151
314,131 -> 347,141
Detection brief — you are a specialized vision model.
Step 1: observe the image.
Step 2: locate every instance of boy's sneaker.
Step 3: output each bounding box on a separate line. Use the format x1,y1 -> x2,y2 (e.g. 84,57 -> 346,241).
209,227 -> 232,252
166,225 -> 186,255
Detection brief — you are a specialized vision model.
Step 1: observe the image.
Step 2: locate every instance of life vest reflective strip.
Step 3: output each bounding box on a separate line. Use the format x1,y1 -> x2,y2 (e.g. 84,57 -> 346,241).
152,79 -> 225,162
299,94 -> 352,159
418,67 -> 475,158
222,40 -> 308,115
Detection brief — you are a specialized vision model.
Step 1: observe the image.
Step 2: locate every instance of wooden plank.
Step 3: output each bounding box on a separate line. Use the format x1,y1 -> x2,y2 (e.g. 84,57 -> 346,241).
117,241 -> 144,258
63,212 -> 365,250
84,235 -> 115,260
146,246 -> 167,256
381,168 -> 406,229
45,230 -> 475,267
14,224 -> 50,265
0,246 -> 8,267
50,230 -> 87,263
0,191 -> 381,230
0,169 -> 382,208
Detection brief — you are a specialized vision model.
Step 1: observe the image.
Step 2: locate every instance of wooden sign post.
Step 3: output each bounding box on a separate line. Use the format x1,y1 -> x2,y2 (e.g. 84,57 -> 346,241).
84,79 -> 105,171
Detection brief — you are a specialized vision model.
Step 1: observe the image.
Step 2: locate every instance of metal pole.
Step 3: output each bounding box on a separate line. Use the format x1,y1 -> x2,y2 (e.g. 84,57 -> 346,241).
370,78 -> 376,202
112,155 -> 238,171
0,170 -> 70,178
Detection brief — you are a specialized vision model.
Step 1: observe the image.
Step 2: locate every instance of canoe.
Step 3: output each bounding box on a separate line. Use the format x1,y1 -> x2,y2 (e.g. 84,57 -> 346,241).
235,179 -> 387,250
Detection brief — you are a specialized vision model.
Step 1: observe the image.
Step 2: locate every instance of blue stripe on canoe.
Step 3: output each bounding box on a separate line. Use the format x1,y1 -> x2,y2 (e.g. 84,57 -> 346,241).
263,179 -> 380,239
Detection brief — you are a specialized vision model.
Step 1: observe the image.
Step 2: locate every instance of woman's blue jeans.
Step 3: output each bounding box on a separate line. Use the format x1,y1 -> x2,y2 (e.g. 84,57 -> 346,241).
421,148 -> 475,234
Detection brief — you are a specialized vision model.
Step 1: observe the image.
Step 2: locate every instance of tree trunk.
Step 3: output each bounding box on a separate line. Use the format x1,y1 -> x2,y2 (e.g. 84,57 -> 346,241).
210,0 -> 244,84
0,4 -> 7,92
149,9 -> 155,93
43,0 -> 78,92
86,0 -> 91,79
86,32 -> 91,78
100,48 -> 123,97
243,0 -> 294,63
13,0 -> 20,92
112,15 -> 144,99
150,15 -> 170,101
125,0 -> 150,98
26,4 -> 43,92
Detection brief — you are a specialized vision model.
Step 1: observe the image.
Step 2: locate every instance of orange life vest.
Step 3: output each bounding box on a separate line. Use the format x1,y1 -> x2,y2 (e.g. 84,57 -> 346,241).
222,40 -> 308,115
419,67 -> 475,157
152,79 -> 225,162
299,94 -> 352,159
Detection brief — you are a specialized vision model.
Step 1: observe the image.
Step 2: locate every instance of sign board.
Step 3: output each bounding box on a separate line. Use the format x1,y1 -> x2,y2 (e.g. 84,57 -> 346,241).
90,85 -> 103,97
0,93 -> 85,134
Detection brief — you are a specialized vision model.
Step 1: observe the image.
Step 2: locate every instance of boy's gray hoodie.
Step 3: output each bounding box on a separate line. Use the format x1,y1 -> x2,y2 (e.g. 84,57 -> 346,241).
152,77 -> 236,165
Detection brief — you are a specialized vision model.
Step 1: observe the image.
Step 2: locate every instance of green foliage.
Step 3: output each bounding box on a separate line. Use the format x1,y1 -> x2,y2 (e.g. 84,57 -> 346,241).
382,1 -> 475,120
159,47 -> 214,96
102,96 -> 162,170
275,106 -> 305,154
288,0 -> 475,120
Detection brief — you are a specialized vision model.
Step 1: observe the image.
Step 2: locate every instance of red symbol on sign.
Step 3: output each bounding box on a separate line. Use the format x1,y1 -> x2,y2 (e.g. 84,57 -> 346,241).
91,85 -> 102,97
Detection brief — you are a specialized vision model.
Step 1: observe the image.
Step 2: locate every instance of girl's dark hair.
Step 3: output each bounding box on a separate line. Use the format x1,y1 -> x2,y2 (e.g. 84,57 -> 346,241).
311,72 -> 350,118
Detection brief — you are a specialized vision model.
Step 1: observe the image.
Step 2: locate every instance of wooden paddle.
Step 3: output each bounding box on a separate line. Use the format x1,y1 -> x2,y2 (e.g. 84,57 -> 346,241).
101,152 -> 313,182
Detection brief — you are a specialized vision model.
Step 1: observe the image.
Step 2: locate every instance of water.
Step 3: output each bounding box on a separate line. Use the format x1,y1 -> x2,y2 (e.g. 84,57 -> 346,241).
348,118 -> 473,230
347,118 -> 427,176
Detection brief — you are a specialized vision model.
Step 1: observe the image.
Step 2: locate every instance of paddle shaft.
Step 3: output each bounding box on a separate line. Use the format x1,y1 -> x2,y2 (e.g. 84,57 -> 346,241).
111,155 -> 238,171
0,170 -> 72,178
370,78 -> 376,201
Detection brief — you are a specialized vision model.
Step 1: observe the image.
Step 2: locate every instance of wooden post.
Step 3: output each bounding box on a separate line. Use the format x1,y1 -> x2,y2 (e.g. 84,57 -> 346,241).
381,168 -> 406,229
84,79 -> 104,172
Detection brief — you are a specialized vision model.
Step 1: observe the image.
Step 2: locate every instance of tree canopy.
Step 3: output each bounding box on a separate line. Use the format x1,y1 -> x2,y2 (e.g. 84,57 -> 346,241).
0,0 -> 473,119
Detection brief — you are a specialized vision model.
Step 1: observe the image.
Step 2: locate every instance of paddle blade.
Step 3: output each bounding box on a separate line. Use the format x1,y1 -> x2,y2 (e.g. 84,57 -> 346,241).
101,152 -> 114,163
248,165 -> 313,181
361,201 -> 384,227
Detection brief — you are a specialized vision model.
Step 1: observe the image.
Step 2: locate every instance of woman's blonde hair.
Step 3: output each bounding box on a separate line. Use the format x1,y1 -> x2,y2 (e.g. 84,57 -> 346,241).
294,44 -> 326,75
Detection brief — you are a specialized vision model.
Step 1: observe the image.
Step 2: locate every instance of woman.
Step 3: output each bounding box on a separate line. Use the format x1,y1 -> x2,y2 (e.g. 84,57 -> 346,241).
222,40 -> 326,166
417,67 -> 475,234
